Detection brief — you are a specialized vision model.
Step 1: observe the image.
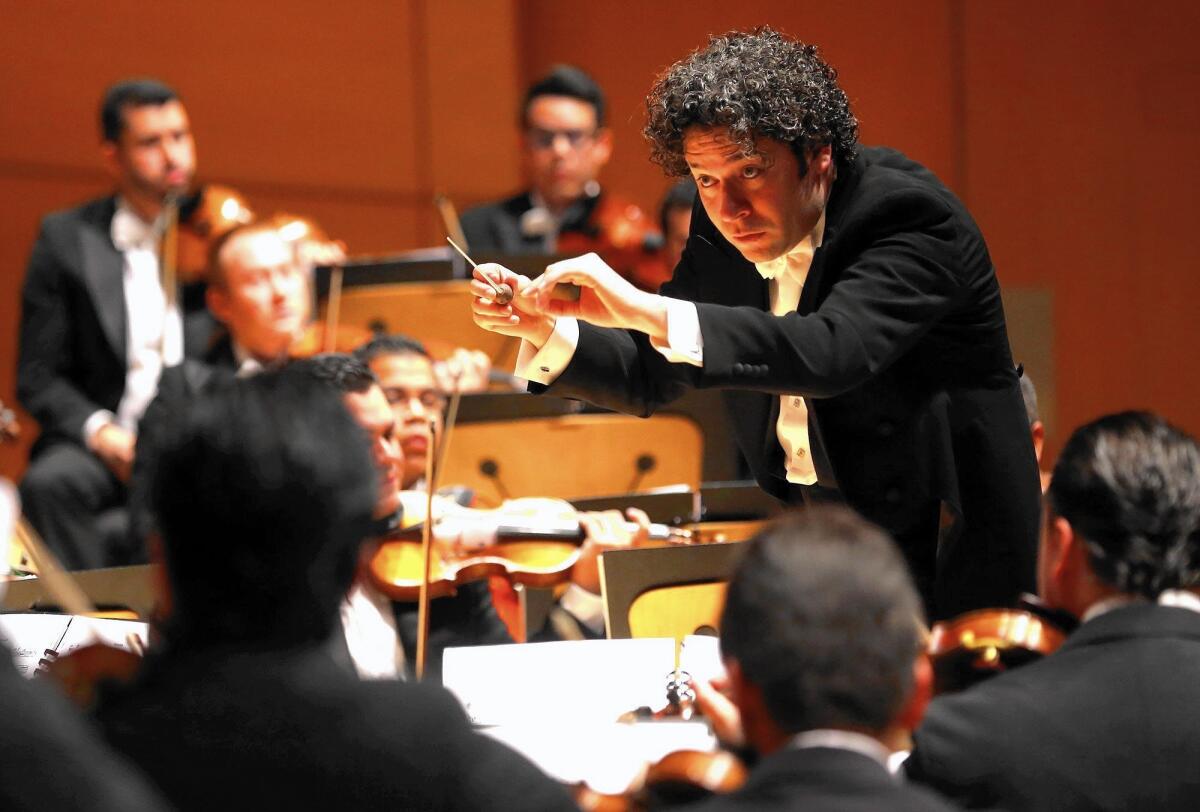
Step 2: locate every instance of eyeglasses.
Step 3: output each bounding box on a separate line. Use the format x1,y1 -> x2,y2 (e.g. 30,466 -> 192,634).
384,388 -> 447,413
525,126 -> 597,151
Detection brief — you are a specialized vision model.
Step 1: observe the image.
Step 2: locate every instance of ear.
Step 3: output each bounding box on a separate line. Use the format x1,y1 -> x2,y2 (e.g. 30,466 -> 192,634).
894,654 -> 934,732
99,140 -> 122,182
807,144 -> 834,174
147,533 -> 173,620
1031,421 -> 1046,464
206,283 -> 231,325
592,127 -> 614,166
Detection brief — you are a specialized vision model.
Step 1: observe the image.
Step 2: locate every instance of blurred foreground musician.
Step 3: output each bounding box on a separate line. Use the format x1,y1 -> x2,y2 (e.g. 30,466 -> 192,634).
94,371 -> 576,811
473,27 -> 1039,620
906,411 -> 1200,810
18,79 -> 209,571
687,508 -> 956,811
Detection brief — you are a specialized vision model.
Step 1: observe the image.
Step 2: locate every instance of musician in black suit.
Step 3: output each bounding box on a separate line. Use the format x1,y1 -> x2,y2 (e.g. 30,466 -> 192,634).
95,370 -> 576,811
17,79 -> 212,570
685,508 -> 956,811
460,65 -> 614,256
472,27 -> 1039,619
906,411 -> 1200,811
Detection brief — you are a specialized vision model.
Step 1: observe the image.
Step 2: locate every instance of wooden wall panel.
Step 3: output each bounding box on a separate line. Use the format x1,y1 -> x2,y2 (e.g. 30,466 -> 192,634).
0,0 -> 522,479
963,1 -> 1200,454
514,0 -> 961,218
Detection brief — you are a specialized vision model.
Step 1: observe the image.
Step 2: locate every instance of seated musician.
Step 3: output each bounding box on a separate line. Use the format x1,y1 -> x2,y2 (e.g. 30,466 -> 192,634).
905,411 -> 1200,811
688,507 -> 955,811
0,481 -> 169,811
659,177 -> 697,271
93,371 -> 577,811
303,352 -> 641,679
129,221 -> 312,554
459,65 -> 641,262
355,333 -> 627,637
17,79 -> 210,571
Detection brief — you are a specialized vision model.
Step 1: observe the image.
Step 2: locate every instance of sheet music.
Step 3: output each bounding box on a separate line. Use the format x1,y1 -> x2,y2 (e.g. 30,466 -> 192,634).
679,633 -> 726,685
0,614 -> 149,678
443,637 -> 680,726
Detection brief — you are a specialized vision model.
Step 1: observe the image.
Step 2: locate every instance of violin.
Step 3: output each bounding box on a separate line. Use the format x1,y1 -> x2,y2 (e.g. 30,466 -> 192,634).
288,322 -> 374,358
174,184 -> 255,284
926,594 -> 1074,694
367,495 -> 691,601
558,193 -> 671,293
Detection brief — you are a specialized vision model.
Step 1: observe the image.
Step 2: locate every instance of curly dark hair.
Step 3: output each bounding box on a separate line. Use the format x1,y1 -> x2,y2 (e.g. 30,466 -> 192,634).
644,27 -> 858,178
1048,411 -> 1200,598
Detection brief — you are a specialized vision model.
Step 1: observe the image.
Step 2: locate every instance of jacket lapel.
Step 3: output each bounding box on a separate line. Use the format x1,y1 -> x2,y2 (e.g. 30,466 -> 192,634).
79,200 -> 127,361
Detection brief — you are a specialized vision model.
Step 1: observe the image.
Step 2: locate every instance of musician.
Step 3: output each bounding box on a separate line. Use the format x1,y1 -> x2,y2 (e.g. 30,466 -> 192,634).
473,27 -> 1040,619
93,371 -> 576,811
906,411 -> 1200,810
355,333 -> 626,636
460,64 -> 617,256
129,221 -> 312,555
688,507 -> 955,811
17,79 -> 214,571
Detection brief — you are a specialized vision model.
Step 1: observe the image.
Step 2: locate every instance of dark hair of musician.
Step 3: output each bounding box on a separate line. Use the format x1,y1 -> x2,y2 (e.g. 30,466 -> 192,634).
1047,411 -> 1200,598
290,353 -> 377,395
720,506 -> 923,734
644,26 -> 859,178
354,333 -> 431,365
522,64 -> 606,129
659,177 -> 697,235
100,78 -> 180,142
150,371 -> 377,648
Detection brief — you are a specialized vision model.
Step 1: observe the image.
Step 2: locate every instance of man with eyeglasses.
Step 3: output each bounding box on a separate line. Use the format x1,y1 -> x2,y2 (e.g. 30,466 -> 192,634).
460,65 -> 621,258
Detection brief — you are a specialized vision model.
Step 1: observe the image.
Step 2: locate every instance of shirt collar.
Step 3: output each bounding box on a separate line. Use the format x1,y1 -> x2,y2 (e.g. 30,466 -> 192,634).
1081,589 -> 1200,623
753,208 -> 827,281
788,729 -> 891,768
110,197 -> 158,252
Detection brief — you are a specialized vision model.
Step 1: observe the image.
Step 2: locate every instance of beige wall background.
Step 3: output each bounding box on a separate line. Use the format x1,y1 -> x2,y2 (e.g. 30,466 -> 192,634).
3,0 -> 1198,479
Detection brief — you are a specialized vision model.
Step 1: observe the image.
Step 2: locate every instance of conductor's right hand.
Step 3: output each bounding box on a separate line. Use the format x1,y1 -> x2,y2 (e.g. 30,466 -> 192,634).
470,263 -> 556,348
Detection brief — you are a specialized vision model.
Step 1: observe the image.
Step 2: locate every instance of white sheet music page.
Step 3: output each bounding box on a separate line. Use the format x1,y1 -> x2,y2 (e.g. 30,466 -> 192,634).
0,614 -> 149,678
443,637 -> 679,726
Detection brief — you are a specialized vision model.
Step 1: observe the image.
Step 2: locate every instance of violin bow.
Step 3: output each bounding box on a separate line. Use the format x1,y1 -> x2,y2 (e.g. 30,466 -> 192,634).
414,375 -> 465,681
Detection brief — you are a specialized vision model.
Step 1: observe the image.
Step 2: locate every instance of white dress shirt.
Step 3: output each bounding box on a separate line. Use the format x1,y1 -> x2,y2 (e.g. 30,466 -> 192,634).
517,213 -> 826,486
83,199 -> 183,443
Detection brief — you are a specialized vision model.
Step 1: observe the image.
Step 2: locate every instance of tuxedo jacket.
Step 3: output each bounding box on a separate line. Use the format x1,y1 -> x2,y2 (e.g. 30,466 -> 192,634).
460,190 -> 602,255
907,604 -> 1200,811
94,644 -> 576,811
541,146 -> 1040,617
17,196 -> 215,453
689,747 -> 958,811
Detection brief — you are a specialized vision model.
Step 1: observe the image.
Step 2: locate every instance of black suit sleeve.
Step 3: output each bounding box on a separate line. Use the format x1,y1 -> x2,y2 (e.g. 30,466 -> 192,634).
17,222 -> 107,442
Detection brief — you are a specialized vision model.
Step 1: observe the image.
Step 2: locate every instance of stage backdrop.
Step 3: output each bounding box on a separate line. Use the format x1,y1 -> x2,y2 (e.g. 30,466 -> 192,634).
2,0 -> 1197,479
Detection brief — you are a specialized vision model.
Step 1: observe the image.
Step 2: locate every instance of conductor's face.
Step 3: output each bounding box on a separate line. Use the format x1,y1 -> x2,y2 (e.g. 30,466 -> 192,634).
684,127 -> 832,264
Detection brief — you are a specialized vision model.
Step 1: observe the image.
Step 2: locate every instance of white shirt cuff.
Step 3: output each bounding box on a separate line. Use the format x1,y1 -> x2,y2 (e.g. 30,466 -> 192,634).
558,582 -> 606,636
648,298 -> 704,367
515,317 -> 579,385
83,410 -> 116,448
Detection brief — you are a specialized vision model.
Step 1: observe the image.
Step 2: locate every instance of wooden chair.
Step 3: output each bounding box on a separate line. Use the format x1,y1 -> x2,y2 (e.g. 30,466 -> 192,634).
599,541 -> 748,642
440,413 -> 704,508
